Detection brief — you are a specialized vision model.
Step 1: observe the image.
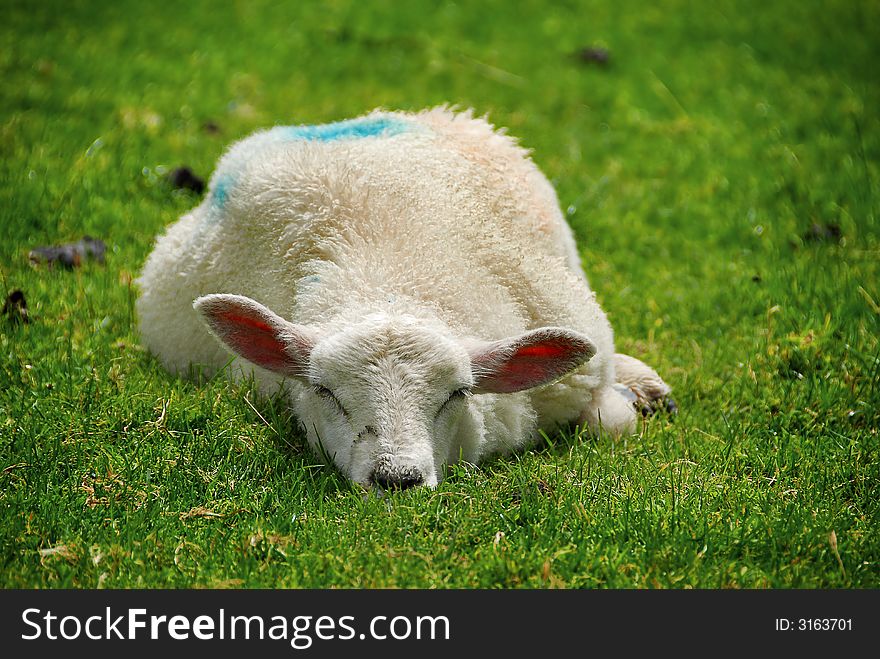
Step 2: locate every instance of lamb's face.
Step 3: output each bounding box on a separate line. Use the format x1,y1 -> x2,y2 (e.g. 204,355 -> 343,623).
194,294 -> 597,491
298,316 -> 473,489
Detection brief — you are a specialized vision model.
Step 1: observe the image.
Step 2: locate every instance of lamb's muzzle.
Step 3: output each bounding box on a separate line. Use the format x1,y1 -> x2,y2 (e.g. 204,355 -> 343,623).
370,466 -> 425,491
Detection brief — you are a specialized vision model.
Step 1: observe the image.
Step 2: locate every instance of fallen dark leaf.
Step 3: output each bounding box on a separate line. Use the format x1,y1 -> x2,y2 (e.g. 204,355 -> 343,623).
2,289 -> 29,324
573,46 -> 610,66
803,222 -> 842,242
168,166 -> 206,194
28,236 -> 106,268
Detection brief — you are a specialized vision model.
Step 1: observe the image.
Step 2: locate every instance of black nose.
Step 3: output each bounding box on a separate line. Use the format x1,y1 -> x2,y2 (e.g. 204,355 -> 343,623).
371,468 -> 424,491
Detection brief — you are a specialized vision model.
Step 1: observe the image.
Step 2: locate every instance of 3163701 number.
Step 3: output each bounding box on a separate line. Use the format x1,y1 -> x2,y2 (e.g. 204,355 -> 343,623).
798,619 -> 852,631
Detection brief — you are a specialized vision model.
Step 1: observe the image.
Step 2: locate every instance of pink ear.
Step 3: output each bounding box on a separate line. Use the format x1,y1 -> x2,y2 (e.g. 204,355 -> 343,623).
193,294 -> 314,376
469,328 -> 596,394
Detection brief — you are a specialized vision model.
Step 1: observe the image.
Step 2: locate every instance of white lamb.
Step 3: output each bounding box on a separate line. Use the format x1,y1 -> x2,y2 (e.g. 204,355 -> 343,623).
136,107 -> 672,489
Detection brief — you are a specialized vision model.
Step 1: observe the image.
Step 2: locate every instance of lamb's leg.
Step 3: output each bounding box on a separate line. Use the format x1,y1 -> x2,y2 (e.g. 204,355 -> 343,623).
579,386 -> 639,437
613,353 -> 676,416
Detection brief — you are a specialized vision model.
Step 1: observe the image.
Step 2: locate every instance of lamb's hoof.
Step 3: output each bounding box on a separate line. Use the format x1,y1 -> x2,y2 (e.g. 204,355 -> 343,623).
639,396 -> 678,418
613,383 -> 677,419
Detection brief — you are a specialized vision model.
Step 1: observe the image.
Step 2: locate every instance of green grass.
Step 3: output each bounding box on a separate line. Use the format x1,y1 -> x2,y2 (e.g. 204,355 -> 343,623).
1,0 -> 878,588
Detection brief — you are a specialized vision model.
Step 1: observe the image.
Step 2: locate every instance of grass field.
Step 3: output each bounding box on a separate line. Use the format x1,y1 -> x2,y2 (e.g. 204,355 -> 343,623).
1,0 -> 878,588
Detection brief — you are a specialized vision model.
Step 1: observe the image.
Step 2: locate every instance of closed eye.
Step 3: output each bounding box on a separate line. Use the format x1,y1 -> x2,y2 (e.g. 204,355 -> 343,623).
313,385 -> 348,416
437,387 -> 470,416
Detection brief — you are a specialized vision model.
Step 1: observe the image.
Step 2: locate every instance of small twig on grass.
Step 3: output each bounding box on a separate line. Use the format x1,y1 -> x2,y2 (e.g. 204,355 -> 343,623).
179,506 -> 223,521
647,69 -> 689,117
243,392 -> 279,437
829,530 -> 846,579
457,54 -> 526,88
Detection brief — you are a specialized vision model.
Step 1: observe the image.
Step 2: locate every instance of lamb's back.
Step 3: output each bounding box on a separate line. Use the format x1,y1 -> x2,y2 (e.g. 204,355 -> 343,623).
202,109 -> 594,335
140,109 -> 610,373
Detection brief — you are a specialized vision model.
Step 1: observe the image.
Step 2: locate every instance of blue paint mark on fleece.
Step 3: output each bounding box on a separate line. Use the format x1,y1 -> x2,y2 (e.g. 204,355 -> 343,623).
283,116 -> 410,142
210,116 -> 411,209
211,173 -> 234,208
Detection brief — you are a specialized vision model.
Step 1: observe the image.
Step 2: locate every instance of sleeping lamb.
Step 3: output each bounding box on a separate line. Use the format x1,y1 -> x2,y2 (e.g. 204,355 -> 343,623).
136,107 -> 673,490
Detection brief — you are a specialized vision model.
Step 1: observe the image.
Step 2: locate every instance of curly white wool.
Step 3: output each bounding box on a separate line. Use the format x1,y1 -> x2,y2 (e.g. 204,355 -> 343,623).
137,107 -> 669,487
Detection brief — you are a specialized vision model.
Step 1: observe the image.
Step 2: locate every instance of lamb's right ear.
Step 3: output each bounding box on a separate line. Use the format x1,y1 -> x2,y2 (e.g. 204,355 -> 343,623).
193,294 -> 315,377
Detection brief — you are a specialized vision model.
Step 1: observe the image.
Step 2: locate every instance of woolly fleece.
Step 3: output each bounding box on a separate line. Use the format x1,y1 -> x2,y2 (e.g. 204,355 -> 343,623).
137,107 -> 667,472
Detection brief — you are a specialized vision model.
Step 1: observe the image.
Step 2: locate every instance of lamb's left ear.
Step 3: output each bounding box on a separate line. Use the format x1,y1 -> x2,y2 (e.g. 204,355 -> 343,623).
469,327 -> 596,394
193,294 -> 315,377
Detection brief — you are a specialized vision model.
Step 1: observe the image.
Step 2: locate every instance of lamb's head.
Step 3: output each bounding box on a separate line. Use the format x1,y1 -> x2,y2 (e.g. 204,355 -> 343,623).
194,294 -> 596,490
